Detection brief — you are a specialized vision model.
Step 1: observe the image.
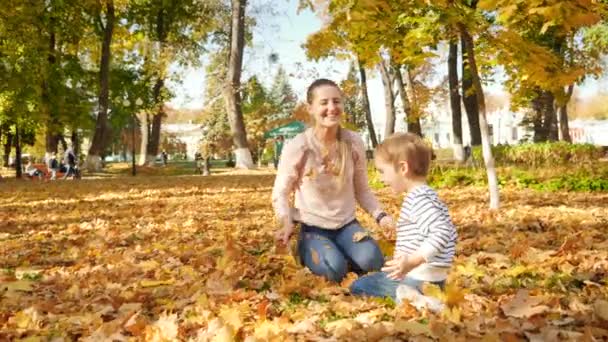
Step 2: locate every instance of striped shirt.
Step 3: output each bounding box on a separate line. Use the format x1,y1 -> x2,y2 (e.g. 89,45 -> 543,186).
396,184 -> 457,281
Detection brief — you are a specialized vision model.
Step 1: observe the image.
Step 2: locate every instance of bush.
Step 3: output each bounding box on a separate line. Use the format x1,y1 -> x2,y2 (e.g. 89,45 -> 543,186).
471,142 -> 603,167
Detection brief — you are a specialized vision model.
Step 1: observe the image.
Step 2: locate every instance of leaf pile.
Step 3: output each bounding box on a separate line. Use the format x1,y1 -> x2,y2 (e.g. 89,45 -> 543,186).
1,175 -> 608,340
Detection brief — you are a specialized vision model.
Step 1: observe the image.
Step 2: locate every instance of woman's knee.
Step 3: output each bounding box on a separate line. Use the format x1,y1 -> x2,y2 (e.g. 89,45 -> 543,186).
299,240 -> 348,282
350,242 -> 384,272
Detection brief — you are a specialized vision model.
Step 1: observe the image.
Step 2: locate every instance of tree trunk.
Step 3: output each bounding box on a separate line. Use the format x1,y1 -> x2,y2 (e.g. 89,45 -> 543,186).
461,36 -> 482,146
71,129 -> 80,156
379,59 -> 396,138
460,24 -> 499,209
357,57 -> 378,148
15,125 -> 22,179
545,92 -> 559,141
3,131 -> 12,168
559,84 -> 573,142
146,78 -> 164,165
403,68 -> 423,136
145,6 -> 167,166
224,0 -> 253,169
139,113 -> 149,165
531,90 -> 556,142
394,64 -> 416,137
44,23 -> 60,163
86,0 -> 114,172
448,40 -> 464,162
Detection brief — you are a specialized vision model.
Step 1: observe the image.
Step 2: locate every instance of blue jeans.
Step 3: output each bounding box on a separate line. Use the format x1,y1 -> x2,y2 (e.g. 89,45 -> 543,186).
350,272 -> 446,300
298,220 -> 384,282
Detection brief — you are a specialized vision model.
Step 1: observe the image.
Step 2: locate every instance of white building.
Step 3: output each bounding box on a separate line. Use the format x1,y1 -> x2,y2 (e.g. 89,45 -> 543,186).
162,123 -> 206,160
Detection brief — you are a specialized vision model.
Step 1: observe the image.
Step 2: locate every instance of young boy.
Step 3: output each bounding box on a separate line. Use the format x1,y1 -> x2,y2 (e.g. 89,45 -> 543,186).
350,133 -> 457,300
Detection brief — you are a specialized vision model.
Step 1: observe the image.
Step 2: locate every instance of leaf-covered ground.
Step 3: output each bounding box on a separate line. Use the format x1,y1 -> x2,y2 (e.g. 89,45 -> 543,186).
1,173 -> 608,341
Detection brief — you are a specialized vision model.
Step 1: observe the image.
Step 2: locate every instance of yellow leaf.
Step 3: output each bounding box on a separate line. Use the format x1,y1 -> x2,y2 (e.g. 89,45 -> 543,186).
220,307 -> 243,332
140,279 -> 175,288
2,280 -> 34,294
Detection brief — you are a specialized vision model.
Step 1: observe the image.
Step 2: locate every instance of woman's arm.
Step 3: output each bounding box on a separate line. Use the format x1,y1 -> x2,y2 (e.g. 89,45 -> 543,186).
271,137 -> 308,225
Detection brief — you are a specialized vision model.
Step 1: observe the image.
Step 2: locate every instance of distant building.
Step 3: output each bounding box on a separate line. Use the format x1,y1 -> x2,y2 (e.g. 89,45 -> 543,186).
162,122 -> 206,160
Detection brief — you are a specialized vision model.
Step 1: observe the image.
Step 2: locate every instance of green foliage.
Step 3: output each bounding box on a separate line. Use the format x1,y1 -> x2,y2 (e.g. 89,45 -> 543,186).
471,142 -> 603,167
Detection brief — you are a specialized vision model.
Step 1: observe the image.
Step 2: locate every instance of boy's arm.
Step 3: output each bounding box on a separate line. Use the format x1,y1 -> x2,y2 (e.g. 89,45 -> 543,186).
410,197 -> 455,263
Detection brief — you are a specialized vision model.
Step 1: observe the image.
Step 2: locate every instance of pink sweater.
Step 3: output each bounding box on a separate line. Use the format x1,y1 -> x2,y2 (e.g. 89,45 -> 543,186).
271,128 -> 383,229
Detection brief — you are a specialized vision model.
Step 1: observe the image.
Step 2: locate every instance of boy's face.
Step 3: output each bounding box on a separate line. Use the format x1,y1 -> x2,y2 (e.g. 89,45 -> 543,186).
374,157 -> 408,193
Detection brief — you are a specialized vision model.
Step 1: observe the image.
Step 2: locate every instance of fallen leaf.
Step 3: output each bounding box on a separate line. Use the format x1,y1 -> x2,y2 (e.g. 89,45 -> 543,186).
500,290 -> 550,318
394,319 -> 432,336
352,231 -> 369,242
140,279 -> 175,288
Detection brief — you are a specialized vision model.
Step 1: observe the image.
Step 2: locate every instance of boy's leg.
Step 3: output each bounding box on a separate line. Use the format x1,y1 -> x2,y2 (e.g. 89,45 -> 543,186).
334,220 -> 384,274
350,272 -> 400,300
298,229 -> 348,283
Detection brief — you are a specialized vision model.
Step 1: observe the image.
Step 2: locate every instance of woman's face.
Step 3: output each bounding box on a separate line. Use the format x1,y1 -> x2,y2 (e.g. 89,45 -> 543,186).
308,85 -> 343,129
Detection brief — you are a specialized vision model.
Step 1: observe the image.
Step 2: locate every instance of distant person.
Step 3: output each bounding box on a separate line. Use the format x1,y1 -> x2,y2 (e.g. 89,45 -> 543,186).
47,152 -> 58,180
25,160 -> 44,180
161,150 -> 168,166
273,135 -> 285,169
62,148 -> 79,179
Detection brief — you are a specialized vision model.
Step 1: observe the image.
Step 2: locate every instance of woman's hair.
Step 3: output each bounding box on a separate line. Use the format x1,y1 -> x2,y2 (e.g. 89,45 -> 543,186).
306,78 -> 350,189
375,132 -> 432,177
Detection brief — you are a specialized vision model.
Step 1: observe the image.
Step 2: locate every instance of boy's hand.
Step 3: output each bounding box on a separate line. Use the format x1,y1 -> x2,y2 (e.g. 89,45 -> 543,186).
382,254 -> 422,280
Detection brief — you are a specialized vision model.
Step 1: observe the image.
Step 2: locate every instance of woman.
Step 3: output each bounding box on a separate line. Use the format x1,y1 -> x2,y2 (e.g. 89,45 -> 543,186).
272,79 -> 393,282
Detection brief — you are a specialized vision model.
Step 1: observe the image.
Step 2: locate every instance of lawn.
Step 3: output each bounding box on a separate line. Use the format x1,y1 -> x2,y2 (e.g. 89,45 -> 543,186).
1,170 -> 608,340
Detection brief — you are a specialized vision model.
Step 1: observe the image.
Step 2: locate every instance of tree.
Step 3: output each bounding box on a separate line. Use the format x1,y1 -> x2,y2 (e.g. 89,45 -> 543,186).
269,66 -> 297,120
448,39 -> 464,161
224,0 -> 254,169
459,23 -> 499,209
86,0 -> 116,172
339,63 -> 367,131
378,56 -> 397,138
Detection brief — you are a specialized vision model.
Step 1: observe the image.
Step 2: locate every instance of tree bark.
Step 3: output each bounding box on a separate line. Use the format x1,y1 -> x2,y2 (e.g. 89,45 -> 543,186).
44,21 -> 60,161
146,78 -> 164,164
545,92 -> 559,141
460,24 -> 499,209
146,6 -> 167,165
139,113 -> 150,165
448,40 -> 464,161
461,36 -> 482,146
531,90 -> 556,142
403,68 -> 423,136
3,131 -> 12,168
15,125 -> 22,179
357,57 -> 378,148
86,0 -> 114,172
393,64 -> 413,133
559,84 -> 573,142
379,59 -> 396,138
224,0 -> 253,169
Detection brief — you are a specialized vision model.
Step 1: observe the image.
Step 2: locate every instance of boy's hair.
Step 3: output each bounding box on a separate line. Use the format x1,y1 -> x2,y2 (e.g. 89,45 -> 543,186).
375,133 -> 432,177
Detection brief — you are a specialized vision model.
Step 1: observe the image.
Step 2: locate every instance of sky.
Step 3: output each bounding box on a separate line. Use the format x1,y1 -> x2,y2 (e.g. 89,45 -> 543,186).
166,0 -> 607,130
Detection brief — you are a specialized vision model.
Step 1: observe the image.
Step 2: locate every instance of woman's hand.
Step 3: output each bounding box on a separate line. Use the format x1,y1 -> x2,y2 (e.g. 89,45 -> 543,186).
275,217 -> 295,246
378,215 -> 395,239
